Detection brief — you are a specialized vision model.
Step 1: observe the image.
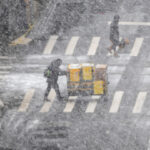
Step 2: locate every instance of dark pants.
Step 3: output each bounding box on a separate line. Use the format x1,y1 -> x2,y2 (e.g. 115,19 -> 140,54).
110,39 -> 120,51
44,81 -> 61,100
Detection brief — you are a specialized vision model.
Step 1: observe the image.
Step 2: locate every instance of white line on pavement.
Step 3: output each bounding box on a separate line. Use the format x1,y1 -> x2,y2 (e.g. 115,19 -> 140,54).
85,96 -> 101,113
132,92 -> 147,113
109,91 -> 124,113
91,95 -> 101,99
63,96 -> 77,112
40,88 -> 56,113
0,99 -> 4,107
130,38 -> 143,56
142,68 -> 150,75
0,76 -> 5,80
148,139 -> 150,150
87,37 -> 100,56
63,101 -> 76,112
86,101 -> 97,113
108,21 -> 150,26
18,89 -> 35,112
68,96 -> 78,100
65,36 -> 79,55
0,66 -> 12,69
0,71 -> 10,74
43,35 -> 58,54
0,56 -> 16,59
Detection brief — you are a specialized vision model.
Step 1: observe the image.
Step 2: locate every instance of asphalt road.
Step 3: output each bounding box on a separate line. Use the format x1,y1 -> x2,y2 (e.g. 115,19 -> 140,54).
1,0 -> 150,149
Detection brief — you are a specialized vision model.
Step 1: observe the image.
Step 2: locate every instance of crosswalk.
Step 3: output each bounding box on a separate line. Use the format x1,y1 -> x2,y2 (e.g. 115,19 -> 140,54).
0,36 -> 148,114
10,89 -> 149,114
42,36 -> 144,57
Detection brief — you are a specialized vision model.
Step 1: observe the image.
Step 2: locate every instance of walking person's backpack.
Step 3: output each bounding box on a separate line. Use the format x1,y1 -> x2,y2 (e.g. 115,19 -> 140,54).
44,68 -> 52,78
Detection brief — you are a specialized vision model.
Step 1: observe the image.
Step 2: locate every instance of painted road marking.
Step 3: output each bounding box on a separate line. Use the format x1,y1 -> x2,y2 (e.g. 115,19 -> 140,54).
130,38 -> 143,56
108,21 -> 150,26
109,91 -> 124,113
18,89 -> 35,112
142,68 -> 150,75
63,96 -> 77,112
0,56 -> 15,59
0,66 -> 12,69
0,71 -> 10,74
0,76 -> 5,80
86,96 -> 100,113
43,35 -> 58,54
65,36 -> 79,55
87,37 -> 100,56
148,139 -> 150,150
0,99 -> 4,108
63,101 -> 76,113
40,88 -> 56,113
91,95 -> 101,99
132,92 -> 147,113
86,100 -> 97,113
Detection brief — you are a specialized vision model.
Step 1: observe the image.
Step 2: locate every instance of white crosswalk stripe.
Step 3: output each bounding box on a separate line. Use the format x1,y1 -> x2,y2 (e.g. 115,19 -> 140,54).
43,35 -> 58,54
85,96 -> 100,113
0,71 -> 10,74
0,66 -> 12,69
0,99 -> 4,108
40,88 -> 56,113
148,139 -> 150,150
86,101 -> 97,113
108,21 -> 150,26
0,75 -> 5,80
109,91 -> 124,113
87,37 -> 100,56
63,101 -> 75,113
132,92 -> 147,113
63,96 -> 77,112
18,89 -> 35,112
130,38 -> 143,56
65,36 -> 79,55
0,56 -> 15,59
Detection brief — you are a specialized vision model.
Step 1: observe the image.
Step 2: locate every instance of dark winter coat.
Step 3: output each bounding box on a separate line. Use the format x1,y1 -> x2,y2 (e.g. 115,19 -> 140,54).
110,21 -> 119,43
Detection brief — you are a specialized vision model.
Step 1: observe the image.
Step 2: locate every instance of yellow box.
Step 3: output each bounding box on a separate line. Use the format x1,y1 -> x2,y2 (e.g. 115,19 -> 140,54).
94,81 -> 104,95
82,64 -> 94,81
68,64 -> 81,82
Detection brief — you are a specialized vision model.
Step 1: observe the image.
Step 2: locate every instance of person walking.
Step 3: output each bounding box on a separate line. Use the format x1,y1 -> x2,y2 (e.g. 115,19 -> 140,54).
108,14 -> 120,57
44,58 -> 66,101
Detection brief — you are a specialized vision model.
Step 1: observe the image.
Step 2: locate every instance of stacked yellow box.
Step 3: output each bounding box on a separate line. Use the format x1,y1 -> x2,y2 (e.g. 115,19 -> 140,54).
82,63 -> 94,81
68,64 -> 81,82
93,64 -> 107,95
68,64 -> 81,95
